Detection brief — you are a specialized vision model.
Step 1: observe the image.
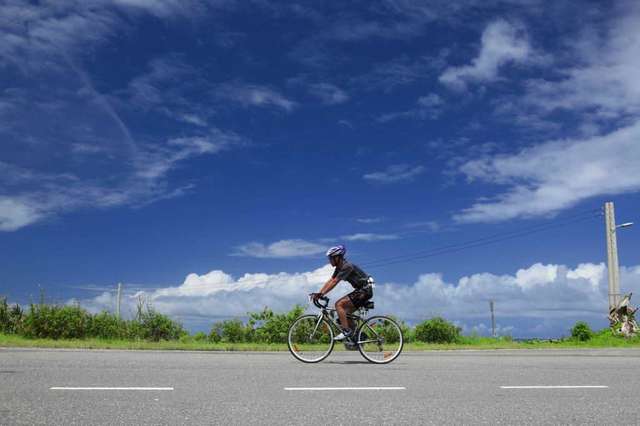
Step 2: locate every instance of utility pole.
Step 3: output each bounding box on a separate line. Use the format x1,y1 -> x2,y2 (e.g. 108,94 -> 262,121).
116,283 -> 122,319
605,202 -> 621,311
489,300 -> 496,337
604,202 -> 634,312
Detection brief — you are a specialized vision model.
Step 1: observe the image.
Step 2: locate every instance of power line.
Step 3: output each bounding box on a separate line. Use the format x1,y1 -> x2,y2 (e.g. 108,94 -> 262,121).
361,209 -> 601,269
362,208 -> 600,267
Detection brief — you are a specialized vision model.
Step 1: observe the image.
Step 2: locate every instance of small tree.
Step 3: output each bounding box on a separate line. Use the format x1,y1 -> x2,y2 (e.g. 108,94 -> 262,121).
209,321 -> 224,343
571,321 -> 593,341
138,308 -> 186,341
415,317 -> 461,343
219,319 -> 247,343
88,311 -> 128,339
250,306 -> 305,344
192,331 -> 208,342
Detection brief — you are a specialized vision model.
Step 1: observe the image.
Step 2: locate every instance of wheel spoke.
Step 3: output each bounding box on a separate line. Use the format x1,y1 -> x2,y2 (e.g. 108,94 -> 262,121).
288,315 -> 334,363
357,316 -> 403,364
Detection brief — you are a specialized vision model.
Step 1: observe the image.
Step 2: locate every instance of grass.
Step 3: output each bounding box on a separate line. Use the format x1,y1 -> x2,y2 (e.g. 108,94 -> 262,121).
3,331 -> 640,351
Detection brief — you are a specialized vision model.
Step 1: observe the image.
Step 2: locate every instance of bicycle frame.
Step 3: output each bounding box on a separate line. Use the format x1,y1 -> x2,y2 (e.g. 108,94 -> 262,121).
309,296 -> 379,345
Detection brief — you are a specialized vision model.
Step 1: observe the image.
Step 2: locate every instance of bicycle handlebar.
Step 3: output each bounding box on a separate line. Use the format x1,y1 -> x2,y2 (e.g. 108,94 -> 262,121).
309,293 -> 329,309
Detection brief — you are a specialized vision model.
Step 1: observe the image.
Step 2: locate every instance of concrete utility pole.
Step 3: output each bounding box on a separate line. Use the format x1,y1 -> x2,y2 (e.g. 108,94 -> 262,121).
605,202 -> 621,310
116,283 -> 122,319
604,202 -> 634,311
489,300 -> 496,337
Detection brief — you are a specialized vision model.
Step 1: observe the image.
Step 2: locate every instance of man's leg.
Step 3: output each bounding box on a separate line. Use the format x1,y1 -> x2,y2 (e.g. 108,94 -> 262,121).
335,296 -> 356,331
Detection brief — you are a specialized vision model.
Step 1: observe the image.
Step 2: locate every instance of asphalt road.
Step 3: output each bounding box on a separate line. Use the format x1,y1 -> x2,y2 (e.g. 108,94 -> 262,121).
1,348 -> 639,425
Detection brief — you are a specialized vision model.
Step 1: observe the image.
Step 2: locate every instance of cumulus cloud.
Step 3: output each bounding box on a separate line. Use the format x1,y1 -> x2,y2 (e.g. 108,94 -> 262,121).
233,239 -> 327,258
364,164 -> 425,184
439,19 -> 534,90
454,121 -> 640,223
77,262 -> 640,338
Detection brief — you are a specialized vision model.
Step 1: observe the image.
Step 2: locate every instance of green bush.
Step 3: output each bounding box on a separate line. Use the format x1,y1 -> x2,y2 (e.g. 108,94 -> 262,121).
137,308 -> 186,341
388,316 -> 412,343
209,321 -> 224,343
22,303 -> 91,339
249,306 -> 305,343
0,297 -> 9,333
0,298 -> 24,334
218,319 -> 248,343
571,321 -> 594,341
415,317 -> 461,343
88,311 -> 128,340
192,331 -> 208,342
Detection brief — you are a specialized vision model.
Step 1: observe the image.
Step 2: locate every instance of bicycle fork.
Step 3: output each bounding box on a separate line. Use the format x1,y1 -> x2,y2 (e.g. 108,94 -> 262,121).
310,314 -> 324,339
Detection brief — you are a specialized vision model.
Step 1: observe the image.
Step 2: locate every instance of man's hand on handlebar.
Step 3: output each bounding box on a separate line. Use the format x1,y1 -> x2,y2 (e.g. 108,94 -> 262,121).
310,292 -> 324,302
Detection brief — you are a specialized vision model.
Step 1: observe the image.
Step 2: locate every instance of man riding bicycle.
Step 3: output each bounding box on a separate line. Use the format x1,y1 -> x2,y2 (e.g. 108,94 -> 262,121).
312,245 -> 374,345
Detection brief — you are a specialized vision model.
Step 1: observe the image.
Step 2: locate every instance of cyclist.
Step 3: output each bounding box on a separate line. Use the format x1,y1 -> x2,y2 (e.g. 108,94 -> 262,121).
313,245 -> 374,345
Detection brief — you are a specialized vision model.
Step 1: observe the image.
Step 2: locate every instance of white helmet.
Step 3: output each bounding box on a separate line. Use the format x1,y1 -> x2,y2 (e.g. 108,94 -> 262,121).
326,245 -> 346,258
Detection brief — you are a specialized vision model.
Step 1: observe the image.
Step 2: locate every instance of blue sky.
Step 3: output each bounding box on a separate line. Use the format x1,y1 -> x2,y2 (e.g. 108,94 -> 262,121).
1,0 -> 640,337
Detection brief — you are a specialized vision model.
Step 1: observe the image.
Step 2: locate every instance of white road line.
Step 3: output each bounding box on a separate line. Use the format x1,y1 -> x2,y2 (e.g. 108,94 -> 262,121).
500,386 -> 608,389
49,387 -> 174,391
284,387 -> 406,391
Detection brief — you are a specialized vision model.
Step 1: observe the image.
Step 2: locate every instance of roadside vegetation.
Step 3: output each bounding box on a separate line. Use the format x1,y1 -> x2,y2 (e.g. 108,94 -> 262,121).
2,297 -> 640,351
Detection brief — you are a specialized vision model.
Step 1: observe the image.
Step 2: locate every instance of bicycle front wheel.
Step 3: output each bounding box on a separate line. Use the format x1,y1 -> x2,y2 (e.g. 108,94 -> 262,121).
356,315 -> 403,364
288,314 -> 335,363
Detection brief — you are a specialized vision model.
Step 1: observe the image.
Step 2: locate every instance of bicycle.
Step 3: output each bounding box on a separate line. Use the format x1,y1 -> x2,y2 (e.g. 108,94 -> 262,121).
287,295 -> 403,364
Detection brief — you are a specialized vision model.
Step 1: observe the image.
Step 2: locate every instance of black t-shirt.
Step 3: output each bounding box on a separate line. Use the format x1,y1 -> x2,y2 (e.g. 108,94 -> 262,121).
332,260 -> 369,289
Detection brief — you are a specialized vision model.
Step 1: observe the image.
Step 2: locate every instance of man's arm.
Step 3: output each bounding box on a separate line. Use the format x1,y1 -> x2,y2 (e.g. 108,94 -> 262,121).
318,277 -> 339,297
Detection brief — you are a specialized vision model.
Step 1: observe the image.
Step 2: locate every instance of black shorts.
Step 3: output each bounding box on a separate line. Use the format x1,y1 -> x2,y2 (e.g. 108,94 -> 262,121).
347,286 -> 373,308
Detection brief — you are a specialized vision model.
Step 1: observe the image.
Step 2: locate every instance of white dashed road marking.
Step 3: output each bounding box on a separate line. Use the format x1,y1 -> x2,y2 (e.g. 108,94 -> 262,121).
284,387 -> 406,391
500,386 -> 608,389
50,387 -> 174,391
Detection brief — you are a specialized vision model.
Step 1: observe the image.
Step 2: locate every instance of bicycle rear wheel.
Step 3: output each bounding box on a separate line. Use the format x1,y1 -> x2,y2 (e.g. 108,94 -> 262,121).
356,315 -> 403,364
288,314 -> 335,363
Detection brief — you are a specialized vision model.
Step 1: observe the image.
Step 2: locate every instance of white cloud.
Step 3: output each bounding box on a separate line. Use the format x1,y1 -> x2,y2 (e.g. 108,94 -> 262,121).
356,217 -> 385,224
0,128 -> 244,232
134,130 -> 243,180
127,57 -> 196,109
455,4 -> 640,223
0,197 -> 43,231
77,261 -> 640,338
454,120 -> 640,223
404,221 -> 440,232
0,47 -> 245,233
112,0 -> 208,18
233,239 -> 327,258
179,114 -> 207,127
354,53 -> 447,92
439,19 -> 534,90
522,3 -> 640,121
307,83 -> 349,105
217,83 -> 297,112
342,233 -> 399,242
364,164 -> 425,184
378,93 -> 443,122
0,1 -> 221,70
